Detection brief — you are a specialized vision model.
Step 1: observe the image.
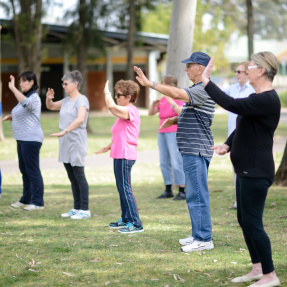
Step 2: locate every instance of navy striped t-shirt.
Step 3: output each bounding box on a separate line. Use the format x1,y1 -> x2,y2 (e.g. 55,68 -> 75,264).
176,82 -> 216,158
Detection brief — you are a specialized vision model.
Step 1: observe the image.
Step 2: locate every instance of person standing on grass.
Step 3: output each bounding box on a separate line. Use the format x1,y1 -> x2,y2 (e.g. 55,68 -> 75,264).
46,70 -> 91,220
3,71 -> 44,211
95,80 -> 144,234
148,75 -> 185,200
224,61 -> 255,210
0,101 -> 2,199
202,52 -> 280,287
134,51 -> 216,252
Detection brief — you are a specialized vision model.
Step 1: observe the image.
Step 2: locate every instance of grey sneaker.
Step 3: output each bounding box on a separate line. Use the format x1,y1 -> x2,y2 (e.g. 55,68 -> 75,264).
11,201 -> 26,208
181,240 -> 214,252
118,222 -> 144,234
179,235 -> 194,246
109,218 -> 127,228
23,204 -> 44,211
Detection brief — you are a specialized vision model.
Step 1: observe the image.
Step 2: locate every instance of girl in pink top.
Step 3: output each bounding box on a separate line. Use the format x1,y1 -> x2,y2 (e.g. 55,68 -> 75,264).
148,76 -> 185,200
96,80 -> 143,234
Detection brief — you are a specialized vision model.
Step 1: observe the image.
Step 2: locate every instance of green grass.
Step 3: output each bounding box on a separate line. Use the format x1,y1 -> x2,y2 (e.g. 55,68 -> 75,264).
1,111 -> 287,286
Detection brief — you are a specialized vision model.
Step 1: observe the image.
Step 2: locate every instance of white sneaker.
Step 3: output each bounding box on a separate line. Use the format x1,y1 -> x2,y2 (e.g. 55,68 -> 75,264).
179,235 -> 194,246
11,201 -> 27,208
181,240 -> 214,252
23,204 -> 45,211
61,209 -> 79,218
70,210 -> 91,220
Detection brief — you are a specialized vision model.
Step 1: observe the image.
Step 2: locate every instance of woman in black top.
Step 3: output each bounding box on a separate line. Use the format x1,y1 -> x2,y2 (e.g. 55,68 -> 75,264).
202,51 -> 281,287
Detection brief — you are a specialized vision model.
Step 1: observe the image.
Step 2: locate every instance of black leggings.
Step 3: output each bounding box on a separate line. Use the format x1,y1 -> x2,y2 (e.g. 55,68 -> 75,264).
236,175 -> 274,274
64,163 -> 89,210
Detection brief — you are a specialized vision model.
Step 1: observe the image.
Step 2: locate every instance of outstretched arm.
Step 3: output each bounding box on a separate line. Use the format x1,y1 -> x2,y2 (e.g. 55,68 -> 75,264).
50,106 -> 87,137
134,66 -> 190,103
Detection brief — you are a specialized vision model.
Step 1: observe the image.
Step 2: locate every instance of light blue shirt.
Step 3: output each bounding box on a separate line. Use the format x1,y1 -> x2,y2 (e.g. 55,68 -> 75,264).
224,82 -> 255,136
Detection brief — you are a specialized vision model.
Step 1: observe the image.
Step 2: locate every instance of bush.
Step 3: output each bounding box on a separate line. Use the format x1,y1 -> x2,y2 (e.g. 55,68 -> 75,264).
279,91 -> 287,107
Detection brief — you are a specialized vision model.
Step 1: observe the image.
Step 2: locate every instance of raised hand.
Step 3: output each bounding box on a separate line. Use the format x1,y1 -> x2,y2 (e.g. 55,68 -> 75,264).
211,144 -> 229,155
202,56 -> 214,86
104,80 -> 111,95
46,88 -> 55,100
134,66 -> 151,87
8,75 -> 15,91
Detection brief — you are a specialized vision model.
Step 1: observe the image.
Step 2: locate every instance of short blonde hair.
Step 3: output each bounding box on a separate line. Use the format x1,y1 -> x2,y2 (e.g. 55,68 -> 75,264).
251,51 -> 279,82
114,80 -> 140,103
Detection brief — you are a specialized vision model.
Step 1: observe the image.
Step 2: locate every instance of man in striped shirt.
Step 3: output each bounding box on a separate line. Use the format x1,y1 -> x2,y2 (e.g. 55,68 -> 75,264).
134,52 -> 216,252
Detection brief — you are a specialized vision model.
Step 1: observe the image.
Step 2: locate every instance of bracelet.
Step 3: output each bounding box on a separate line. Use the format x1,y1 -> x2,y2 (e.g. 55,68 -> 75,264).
172,104 -> 176,109
151,81 -> 158,89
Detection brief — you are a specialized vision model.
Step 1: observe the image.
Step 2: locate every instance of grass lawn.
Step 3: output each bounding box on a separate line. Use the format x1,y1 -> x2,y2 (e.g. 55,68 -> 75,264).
0,112 -> 287,287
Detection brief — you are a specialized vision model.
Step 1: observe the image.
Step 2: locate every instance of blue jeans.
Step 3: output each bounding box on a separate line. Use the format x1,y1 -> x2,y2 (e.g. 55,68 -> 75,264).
182,154 -> 212,242
158,132 -> 185,185
17,140 -> 44,206
114,159 -> 142,227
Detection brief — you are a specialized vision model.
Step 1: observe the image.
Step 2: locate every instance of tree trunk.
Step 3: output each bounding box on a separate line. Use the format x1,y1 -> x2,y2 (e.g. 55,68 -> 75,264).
10,0 -> 43,85
166,0 -> 197,88
77,0 -> 92,133
274,142 -> 287,186
246,0 -> 254,60
126,0 -> 135,80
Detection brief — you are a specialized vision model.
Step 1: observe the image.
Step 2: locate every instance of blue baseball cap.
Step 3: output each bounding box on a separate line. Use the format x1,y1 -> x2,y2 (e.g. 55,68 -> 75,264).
181,52 -> 211,67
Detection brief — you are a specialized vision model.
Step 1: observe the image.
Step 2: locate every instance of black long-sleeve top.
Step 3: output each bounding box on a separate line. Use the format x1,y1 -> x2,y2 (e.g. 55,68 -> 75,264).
205,81 -> 281,178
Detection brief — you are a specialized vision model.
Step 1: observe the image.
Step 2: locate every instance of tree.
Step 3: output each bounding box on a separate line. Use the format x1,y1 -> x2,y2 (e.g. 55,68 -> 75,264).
166,0 -> 197,88
246,0 -> 254,59
275,143 -> 287,186
4,0 -> 44,83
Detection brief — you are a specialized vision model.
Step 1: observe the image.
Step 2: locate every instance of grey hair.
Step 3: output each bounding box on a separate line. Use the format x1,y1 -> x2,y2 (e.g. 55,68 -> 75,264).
62,70 -> 83,90
251,51 -> 279,82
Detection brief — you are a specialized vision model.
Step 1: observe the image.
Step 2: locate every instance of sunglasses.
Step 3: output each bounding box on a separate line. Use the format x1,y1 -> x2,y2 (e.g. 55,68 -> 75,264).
185,63 -> 193,68
115,92 -> 127,98
234,70 -> 246,74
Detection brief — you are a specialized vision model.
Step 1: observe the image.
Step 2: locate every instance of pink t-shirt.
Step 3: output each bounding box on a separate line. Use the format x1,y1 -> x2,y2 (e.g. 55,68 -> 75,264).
110,105 -> 140,160
157,97 -> 184,133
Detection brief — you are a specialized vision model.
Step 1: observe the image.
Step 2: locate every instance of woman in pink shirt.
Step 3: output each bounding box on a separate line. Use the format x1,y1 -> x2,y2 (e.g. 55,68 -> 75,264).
96,80 -> 143,234
149,76 -> 185,200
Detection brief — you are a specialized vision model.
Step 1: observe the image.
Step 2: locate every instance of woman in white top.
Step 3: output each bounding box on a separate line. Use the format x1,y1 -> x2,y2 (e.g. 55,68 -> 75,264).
46,70 -> 90,220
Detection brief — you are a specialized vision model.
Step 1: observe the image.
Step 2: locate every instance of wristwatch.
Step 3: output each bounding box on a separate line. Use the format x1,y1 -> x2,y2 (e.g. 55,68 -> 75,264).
151,81 -> 158,89
64,129 -> 68,134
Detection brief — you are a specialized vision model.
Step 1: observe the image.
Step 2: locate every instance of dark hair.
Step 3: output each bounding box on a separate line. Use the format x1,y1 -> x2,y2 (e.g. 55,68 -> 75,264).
114,80 -> 140,103
18,71 -> 38,91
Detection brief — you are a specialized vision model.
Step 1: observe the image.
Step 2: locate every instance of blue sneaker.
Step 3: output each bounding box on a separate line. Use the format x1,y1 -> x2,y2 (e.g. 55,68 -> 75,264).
118,222 -> 144,234
109,218 -> 127,228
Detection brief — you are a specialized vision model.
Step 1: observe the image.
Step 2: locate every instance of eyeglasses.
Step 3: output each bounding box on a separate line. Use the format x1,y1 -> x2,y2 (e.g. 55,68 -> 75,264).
115,92 -> 127,98
186,63 -> 193,68
62,82 -> 69,87
234,70 -> 246,74
247,65 -> 259,71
